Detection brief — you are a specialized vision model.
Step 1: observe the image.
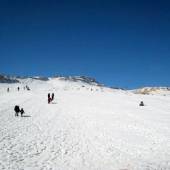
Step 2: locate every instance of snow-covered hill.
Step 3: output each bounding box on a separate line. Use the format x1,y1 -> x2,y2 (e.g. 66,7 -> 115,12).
0,77 -> 170,170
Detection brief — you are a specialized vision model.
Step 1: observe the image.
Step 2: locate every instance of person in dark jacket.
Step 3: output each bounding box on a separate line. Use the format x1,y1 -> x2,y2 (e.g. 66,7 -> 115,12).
51,93 -> 54,101
48,93 -> 51,104
26,85 -> 30,90
139,101 -> 144,106
20,108 -> 25,117
14,105 -> 20,116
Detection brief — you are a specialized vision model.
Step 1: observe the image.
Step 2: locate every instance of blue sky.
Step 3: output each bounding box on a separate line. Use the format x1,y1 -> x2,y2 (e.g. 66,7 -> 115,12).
0,0 -> 170,88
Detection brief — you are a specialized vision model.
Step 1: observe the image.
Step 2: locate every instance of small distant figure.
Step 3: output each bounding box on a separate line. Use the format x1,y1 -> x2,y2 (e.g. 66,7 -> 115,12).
139,101 -> 144,106
48,93 -> 50,99
7,88 -> 9,92
48,93 -> 51,104
26,85 -> 30,91
20,108 -> 25,117
17,87 -> 20,91
14,105 -> 20,116
51,93 -> 54,101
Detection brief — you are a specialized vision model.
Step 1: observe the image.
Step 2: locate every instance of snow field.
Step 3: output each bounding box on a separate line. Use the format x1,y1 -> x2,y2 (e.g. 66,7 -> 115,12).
0,79 -> 170,170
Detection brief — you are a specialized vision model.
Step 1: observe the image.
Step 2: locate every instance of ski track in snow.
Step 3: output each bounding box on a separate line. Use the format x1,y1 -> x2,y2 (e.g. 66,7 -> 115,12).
0,81 -> 170,170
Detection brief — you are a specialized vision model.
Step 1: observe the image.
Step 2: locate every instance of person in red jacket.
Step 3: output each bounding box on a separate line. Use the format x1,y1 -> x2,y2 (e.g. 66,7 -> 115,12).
48,93 -> 51,104
51,93 -> 54,101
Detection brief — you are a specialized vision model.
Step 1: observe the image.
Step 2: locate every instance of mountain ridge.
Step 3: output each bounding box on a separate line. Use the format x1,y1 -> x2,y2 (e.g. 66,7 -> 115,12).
0,74 -> 169,93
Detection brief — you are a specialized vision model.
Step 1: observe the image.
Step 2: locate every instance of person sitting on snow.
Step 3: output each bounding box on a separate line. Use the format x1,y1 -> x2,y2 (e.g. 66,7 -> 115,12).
139,101 -> 144,106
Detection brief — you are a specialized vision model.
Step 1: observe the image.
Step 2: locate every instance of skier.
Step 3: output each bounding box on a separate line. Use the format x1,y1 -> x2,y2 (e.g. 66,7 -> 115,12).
17,87 -> 20,91
7,88 -> 9,92
14,105 -> 20,116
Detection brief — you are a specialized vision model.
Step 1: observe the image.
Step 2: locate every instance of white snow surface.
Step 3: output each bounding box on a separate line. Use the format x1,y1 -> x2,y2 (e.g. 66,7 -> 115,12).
0,78 -> 170,170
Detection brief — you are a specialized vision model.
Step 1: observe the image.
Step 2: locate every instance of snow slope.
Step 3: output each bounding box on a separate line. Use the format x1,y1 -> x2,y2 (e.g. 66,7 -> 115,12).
0,78 -> 170,170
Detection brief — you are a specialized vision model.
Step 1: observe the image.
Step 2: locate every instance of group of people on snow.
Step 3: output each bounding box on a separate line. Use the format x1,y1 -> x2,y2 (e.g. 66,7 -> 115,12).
12,84 -> 145,117
25,85 -> 30,91
48,93 -> 55,104
13,91 -> 55,117
14,105 -> 25,117
7,86 -> 30,92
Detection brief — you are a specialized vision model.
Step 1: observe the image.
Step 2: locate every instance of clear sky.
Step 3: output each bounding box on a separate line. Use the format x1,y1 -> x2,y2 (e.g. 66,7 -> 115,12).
0,0 -> 170,88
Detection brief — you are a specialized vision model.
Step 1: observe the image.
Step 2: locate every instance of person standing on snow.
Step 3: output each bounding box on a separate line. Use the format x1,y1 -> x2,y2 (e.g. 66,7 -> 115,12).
51,93 -> 54,101
14,105 -> 20,116
48,93 -> 51,104
20,108 -> 25,117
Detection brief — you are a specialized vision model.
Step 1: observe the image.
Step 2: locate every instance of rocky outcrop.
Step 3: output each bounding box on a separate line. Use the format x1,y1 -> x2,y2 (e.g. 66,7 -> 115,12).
0,74 -> 19,83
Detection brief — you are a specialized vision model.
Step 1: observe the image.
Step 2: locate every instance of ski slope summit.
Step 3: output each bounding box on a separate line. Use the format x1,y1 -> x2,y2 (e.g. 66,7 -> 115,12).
0,77 -> 170,170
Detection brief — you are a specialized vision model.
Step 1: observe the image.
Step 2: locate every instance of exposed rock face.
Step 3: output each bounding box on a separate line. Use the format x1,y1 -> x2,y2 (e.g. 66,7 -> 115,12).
58,76 -> 104,86
110,86 -> 125,90
31,77 -> 49,81
0,74 -> 104,86
133,87 -> 170,95
0,75 -> 19,83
